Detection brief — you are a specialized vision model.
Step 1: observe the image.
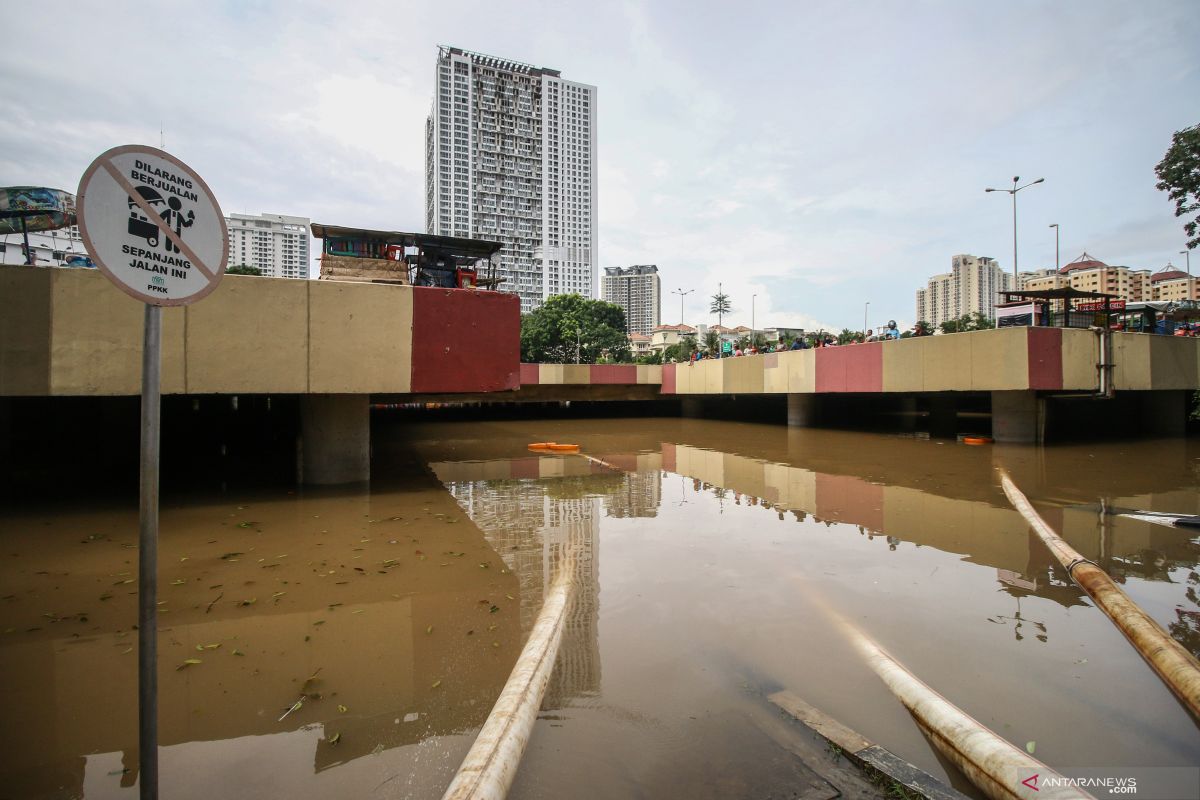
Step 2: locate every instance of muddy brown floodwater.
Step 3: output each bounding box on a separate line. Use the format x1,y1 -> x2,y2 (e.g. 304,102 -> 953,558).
2,417 -> 1199,799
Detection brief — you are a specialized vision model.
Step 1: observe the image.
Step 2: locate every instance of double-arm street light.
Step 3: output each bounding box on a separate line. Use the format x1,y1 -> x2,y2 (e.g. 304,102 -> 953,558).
1049,223 -> 1060,271
986,176 -> 1045,285
671,287 -> 694,327
1181,250 -> 1192,276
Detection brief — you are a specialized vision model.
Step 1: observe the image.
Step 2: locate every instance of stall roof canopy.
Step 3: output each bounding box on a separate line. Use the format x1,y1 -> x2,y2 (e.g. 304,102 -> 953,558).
1000,288 -> 1119,301
310,224 -> 503,258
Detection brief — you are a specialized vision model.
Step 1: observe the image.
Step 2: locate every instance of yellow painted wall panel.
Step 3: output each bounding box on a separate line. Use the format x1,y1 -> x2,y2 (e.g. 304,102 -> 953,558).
1149,336 -> 1200,389
702,359 -> 724,393
921,333 -> 972,391
763,357 -> 788,393
189,276 -> 308,394
636,365 -> 663,385
561,365 -> 591,384
782,350 -> 815,393
968,329 -> 1029,391
539,363 -> 563,385
309,281 -> 410,394
722,355 -> 764,394
0,266 -> 51,395
49,269 -> 187,395
1111,333 -> 1152,390
883,338 -> 923,392
1058,328 -> 1098,391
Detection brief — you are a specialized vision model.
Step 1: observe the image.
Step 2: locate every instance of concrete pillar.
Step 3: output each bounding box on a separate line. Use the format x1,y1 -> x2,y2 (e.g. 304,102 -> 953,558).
787,394 -> 819,427
682,398 -> 704,418
991,390 -> 1044,444
897,396 -> 918,432
927,394 -> 957,438
300,394 -> 370,484
1141,390 -> 1188,437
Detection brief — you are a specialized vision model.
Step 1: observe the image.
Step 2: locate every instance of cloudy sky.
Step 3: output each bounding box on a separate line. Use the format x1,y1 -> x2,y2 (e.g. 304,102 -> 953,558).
2,0 -> 1196,331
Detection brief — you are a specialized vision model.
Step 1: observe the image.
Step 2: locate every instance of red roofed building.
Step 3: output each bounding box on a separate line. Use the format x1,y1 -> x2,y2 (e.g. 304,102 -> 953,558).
649,323 -> 697,352
1151,264 -> 1200,302
1023,253 -> 1152,301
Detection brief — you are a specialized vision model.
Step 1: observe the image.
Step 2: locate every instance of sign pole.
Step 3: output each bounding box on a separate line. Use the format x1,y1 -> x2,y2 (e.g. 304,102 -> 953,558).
138,303 -> 161,800
77,144 -> 228,797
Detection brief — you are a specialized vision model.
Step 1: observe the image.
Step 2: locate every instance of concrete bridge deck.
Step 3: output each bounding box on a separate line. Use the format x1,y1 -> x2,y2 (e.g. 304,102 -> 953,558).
3,267 -> 1198,483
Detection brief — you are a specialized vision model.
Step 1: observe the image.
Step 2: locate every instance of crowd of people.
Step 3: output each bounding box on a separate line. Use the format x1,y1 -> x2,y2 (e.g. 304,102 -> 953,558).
685,319 -> 933,362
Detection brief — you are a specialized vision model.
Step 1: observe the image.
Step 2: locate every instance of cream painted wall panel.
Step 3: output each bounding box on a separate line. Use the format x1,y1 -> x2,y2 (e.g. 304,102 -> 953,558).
881,485 -> 1029,571
969,329 -> 1029,391
539,364 -> 564,385
1150,336 -> 1200,389
636,365 -> 662,385
1059,329 -> 1098,391
49,269 -> 187,395
764,359 -> 788,393
1111,334 -> 1152,390
922,333 -> 972,391
1,266 -> 51,395
723,453 -> 767,498
309,281 -> 410,393
562,365 -> 591,384
701,359 -> 724,394
187,275 -> 307,394
538,457 -> 565,478
784,464 -> 817,511
723,356 -> 764,394
762,463 -> 790,505
783,351 -> 816,393
882,338 -> 923,393
635,453 -> 663,472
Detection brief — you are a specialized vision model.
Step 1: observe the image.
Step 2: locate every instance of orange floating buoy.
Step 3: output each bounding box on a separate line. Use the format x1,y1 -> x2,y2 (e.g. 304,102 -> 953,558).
528,442 -> 554,450
962,436 -> 993,445
547,443 -> 580,452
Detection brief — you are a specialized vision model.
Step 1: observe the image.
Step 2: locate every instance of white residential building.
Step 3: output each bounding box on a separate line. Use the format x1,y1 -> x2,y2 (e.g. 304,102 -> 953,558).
601,265 -> 660,335
0,225 -> 89,266
916,254 -> 1014,328
225,213 -> 311,279
425,45 -> 597,313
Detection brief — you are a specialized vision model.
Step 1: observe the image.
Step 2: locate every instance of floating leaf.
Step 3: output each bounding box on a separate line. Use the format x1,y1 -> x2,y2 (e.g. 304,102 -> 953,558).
239,598 -> 256,607
426,625 -> 433,635
338,704 -> 348,713
329,732 -> 341,745
171,580 -> 186,586
430,680 -> 442,689
489,605 -> 499,614
177,658 -> 202,670
1026,741 -> 1036,754
232,649 -> 244,656
492,641 -> 500,648
488,624 -> 498,631
203,643 -> 221,650
237,522 -> 257,529
505,594 -> 514,601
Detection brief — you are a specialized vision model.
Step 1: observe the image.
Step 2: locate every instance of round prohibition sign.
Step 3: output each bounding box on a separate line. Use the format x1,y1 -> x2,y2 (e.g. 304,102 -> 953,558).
77,144 -> 228,306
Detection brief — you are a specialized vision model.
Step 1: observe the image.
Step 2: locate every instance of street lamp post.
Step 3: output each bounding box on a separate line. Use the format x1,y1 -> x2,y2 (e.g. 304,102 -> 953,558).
986,176 -> 1045,285
1049,223 -> 1059,271
752,294 -> 757,332
1181,250 -> 1191,276
864,301 -> 870,334
671,287 -> 694,326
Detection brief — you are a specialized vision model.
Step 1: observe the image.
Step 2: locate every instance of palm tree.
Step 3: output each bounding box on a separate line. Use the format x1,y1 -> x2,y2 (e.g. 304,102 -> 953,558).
703,329 -> 721,355
709,282 -> 732,329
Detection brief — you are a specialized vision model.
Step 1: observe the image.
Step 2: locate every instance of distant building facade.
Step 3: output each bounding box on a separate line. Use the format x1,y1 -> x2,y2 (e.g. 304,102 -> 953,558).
225,213 -> 311,279
648,323 -> 696,352
1150,265 -> 1200,302
425,46 -> 597,313
601,265 -> 660,335
915,254 -> 1014,328
0,225 -> 89,267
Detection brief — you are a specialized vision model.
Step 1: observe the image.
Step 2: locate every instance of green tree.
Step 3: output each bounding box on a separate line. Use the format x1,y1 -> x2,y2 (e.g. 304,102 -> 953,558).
227,264 -> 262,276
635,349 -> 663,365
520,294 -> 631,363
663,336 -> 697,363
836,328 -> 859,345
703,329 -> 721,355
968,311 -> 995,330
940,318 -> 961,334
1155,123 -> 1200,249
751,332 -> 768,350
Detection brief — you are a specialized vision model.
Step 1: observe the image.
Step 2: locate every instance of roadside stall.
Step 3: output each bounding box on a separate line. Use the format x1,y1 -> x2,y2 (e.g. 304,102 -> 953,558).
310,224 -> 504,289
996,287 -> 1119,329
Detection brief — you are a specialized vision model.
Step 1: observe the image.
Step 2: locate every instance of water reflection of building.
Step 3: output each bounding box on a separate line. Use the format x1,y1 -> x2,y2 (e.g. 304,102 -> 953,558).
603,469 -> 661,519
440,468 -> 616,703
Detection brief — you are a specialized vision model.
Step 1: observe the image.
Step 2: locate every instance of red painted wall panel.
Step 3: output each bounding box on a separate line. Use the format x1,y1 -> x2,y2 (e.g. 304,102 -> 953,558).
662,363 -> 677,394
814,344 -> 883,393
1026,327 -> 1063,390
510,457 -> 541,480
520,363 -> 540,385
815,473 -> 885,532
410,288 -> 521,393
590,365 -> 638,384
661,441 -> 676,473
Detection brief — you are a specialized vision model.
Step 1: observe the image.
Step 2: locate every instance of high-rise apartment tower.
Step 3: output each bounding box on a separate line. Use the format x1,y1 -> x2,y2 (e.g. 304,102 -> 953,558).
916,254 -> 1014,328
601,265 -> 660,335
425,46 -> 597,312
225,213 -> 311,279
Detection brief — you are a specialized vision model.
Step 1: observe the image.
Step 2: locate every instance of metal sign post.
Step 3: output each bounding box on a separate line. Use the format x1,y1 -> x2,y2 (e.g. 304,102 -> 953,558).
77,145 -> 227,799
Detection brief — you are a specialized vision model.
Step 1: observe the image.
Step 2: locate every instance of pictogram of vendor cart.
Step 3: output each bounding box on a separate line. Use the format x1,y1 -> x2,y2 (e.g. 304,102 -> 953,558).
126,186 -> 164,247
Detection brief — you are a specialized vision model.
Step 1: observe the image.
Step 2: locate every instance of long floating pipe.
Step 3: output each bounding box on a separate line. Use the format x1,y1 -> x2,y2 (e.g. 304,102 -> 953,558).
837,617 -> 1092,800
998,469 -> 1200,722
442,553 -> 577,800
